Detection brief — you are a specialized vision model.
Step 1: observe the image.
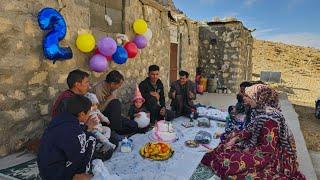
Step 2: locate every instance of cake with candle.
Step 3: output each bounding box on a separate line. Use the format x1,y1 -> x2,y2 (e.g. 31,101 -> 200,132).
149,120 -> 177,142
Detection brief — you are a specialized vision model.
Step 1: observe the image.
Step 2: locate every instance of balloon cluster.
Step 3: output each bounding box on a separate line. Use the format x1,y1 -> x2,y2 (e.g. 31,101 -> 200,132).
75,19 -> 152,72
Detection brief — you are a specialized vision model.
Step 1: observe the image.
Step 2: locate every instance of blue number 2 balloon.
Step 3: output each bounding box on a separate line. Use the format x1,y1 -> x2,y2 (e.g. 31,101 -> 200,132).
38,7 -> 73,63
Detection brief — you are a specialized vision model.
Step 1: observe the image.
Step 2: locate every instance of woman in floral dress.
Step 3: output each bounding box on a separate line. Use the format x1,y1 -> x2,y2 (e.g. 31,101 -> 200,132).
201,85 -> 305,179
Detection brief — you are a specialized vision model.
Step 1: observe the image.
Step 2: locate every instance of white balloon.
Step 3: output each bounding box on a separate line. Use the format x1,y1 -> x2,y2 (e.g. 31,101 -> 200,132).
134,112 -> 150,128
143,28 -> 153,41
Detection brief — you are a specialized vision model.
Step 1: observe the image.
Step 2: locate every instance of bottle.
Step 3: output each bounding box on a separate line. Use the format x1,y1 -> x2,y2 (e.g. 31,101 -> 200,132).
189,112 -> 194,122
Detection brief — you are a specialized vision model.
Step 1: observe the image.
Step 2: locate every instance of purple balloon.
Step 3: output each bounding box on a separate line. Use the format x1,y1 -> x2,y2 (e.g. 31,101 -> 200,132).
133,35 -> 148,49
89,54 -> 108,72
97,37 -> 117,56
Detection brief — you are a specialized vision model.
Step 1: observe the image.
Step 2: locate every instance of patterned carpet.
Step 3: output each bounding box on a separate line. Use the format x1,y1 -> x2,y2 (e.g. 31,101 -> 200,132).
190,164 -> 216,180
0,159 -> 217,180
0,159 -> 40,180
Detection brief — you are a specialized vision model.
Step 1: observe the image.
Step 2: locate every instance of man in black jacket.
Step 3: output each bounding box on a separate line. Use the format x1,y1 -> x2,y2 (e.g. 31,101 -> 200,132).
139,65 -> 175,123
37,95 -> 96,180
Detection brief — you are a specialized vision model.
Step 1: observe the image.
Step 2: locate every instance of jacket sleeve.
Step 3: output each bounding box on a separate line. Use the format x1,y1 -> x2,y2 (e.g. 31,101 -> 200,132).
189,81 -> 197,100
128,105 -> 135,120
139,81 -> 153,102
159,82 -> 166,107
54,98 -> 69,117
168,82 -> 176,100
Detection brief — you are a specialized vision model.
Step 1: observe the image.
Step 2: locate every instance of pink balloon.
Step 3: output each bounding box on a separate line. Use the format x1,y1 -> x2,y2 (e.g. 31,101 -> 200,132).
133,35 -> 148,49
89,54 -> 108,72
97,37 -> 117,56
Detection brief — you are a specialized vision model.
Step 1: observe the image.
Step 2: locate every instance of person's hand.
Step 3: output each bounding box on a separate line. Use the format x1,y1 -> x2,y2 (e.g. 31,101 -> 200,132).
214,131 -> 222,138
225,136 -> 238,149
73,173 -> 92,180
134,113 -> 141,118
171,91 -> 176,99
226,131 -> 236,139
188,91 -> 195,99
97,113 -> 110,125
105,93 -> 116,101
86,115 -> 98,131
159,107 -> 166,116
150,91 -> 160,100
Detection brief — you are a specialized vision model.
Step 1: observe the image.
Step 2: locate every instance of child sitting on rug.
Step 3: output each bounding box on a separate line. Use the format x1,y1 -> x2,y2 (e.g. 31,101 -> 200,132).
128,85 -> 150,132
215,94 -> 250,140
85,92 -> 116,151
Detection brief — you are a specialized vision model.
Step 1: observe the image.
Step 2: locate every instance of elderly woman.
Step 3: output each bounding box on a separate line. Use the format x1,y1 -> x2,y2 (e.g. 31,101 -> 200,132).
202,84 -> 305,179
221,83 -> 271,141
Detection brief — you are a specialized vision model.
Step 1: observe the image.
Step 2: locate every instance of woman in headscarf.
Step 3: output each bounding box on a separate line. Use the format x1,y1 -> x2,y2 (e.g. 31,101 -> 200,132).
221,83 -> 272,141
201,84 -> 305,179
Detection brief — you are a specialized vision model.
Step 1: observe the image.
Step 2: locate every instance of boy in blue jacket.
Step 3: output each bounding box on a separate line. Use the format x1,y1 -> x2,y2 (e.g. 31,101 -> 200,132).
37,95 -> 96,180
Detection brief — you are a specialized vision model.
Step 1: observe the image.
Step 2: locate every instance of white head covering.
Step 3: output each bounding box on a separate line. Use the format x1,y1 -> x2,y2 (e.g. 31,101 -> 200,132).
85,92 -> 99,104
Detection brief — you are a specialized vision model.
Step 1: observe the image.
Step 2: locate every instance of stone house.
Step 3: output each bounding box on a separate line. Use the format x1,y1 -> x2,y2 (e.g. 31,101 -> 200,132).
198,18 -> 253,92
0,0 -> 199,156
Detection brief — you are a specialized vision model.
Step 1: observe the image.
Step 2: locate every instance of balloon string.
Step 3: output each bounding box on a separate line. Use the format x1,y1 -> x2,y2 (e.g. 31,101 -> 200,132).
57,0 -> 66,12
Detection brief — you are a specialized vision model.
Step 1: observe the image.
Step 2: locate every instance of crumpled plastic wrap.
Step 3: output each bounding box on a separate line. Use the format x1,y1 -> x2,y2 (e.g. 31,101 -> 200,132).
92,159 -> 121,180
194,131 -> 212,144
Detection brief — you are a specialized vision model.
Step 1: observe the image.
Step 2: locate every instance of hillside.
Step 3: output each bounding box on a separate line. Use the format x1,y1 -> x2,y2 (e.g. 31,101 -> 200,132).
252,39 -> 320,151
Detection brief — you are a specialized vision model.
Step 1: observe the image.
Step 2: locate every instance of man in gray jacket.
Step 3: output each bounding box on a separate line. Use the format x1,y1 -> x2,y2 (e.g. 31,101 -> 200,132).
169,70 -> 196,117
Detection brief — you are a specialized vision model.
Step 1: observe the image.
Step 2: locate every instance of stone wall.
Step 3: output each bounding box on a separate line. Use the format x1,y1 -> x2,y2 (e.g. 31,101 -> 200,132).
198,21 -> 253,92
0,0 -> 198,156
179,21 -> 199,81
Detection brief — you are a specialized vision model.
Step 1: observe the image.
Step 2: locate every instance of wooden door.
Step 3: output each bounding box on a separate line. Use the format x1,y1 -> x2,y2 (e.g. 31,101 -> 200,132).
170,43 -> 178,83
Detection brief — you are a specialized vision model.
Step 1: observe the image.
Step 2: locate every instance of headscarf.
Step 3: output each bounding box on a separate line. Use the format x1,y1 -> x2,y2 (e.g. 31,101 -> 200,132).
243,84 -> 297,156
244,84 -> 280,110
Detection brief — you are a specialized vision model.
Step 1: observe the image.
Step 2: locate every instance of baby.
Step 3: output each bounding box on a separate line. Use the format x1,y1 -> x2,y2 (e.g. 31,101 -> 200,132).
85,92 -> 116,150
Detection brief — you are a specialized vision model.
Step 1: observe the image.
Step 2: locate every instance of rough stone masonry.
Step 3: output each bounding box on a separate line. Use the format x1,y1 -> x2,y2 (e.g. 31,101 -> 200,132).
0,0 -> 199,156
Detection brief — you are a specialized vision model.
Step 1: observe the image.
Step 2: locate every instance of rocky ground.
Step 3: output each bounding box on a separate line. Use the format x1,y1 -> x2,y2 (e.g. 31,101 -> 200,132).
252,39 -> 320,152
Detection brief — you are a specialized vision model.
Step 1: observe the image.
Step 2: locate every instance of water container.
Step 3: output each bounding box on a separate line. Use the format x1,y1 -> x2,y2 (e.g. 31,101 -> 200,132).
199,77 -> 208,92
207,78 -> 217,93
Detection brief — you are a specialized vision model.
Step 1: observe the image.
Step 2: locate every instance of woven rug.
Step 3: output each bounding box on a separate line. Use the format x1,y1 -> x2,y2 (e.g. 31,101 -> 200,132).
0,159 -> 40,180
189,164 -> 216,180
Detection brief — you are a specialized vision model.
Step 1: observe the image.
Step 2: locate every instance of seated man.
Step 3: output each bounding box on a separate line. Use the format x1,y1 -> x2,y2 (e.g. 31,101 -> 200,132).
139,65 -> 175,123
168,70 -> 196,117
37,95 -> 96,180
51,69 -> 90,118
91,70 -> 139,135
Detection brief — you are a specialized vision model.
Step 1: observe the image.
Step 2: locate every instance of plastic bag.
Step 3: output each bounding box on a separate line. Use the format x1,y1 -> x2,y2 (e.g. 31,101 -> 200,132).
194,131 -> 212,144
92,159 -> 121,180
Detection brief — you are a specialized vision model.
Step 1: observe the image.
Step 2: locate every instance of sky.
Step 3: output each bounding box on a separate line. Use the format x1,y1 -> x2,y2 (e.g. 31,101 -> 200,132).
173,0 -> 320,48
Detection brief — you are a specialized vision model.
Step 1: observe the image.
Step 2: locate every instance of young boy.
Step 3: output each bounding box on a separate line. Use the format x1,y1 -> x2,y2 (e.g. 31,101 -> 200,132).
37,95 -> 96,180
128,85 -> 150,132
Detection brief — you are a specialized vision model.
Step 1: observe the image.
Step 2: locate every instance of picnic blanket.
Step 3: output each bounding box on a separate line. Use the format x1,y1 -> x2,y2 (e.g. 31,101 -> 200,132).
105,116 -> 225,180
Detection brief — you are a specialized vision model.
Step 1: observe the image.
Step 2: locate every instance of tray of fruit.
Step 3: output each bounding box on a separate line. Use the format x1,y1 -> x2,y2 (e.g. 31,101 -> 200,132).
139,142 -> 174,161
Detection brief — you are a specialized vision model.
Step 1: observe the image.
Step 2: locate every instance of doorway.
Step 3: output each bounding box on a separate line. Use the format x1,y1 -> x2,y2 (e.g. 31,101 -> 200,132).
170,43 -> 178,83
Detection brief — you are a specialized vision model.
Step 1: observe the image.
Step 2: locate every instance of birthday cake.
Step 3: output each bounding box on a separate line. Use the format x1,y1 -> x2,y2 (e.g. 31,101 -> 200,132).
150,120 -> 177,142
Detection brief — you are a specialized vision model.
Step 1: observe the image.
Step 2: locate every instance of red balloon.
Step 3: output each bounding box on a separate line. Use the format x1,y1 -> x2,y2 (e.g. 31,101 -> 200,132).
95,48 -> 112,61
94,48 -> 100,55
124,42 -> 138,58
106,55 -> 113,61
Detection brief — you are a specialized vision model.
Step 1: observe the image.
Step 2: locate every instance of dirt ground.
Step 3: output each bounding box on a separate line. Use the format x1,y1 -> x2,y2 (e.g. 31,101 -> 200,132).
292,101 -> 320,151
252,39 -> 320,151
